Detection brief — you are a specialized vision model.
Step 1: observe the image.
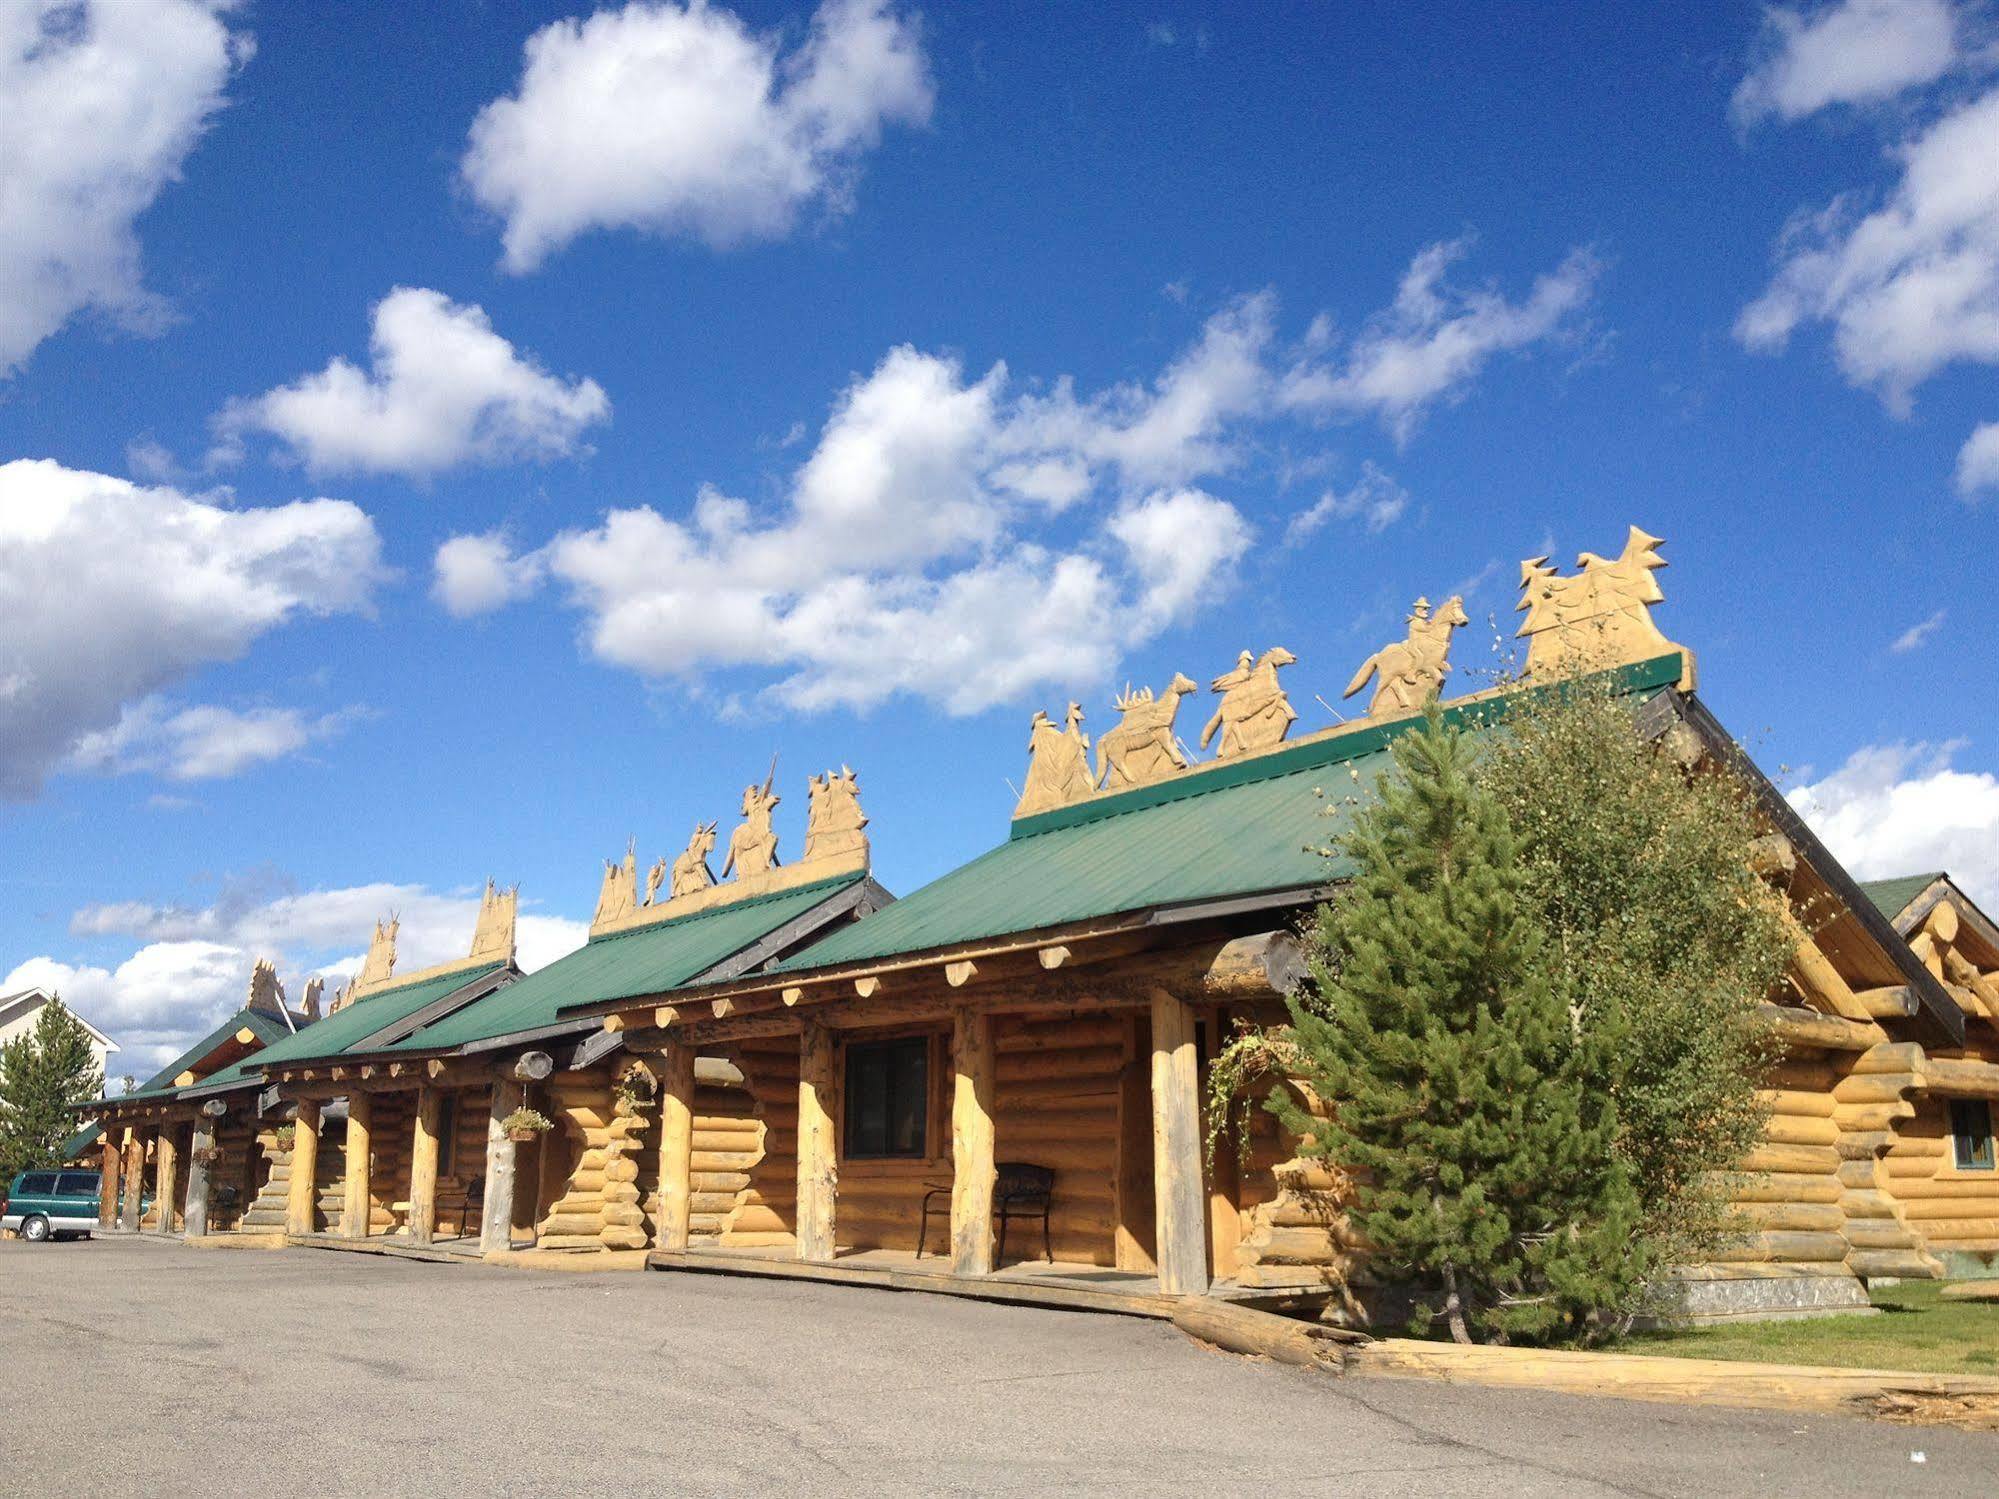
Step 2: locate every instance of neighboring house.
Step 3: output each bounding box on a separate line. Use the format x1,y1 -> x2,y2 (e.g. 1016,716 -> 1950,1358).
0,986 -> 119,1080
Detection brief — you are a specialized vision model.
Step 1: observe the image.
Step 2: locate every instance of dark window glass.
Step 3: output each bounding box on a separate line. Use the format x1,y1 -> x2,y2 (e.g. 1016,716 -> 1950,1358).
844,1038 -> 928,1159
56,1173 -> 98,1196
437,1095 -> 458,1178
1950,1100 -> 1995,1172
20,1173 -> 57,1194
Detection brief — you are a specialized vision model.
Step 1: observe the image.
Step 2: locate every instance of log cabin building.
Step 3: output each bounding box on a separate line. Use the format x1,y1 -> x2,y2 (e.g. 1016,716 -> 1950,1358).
78,961 -> 312,1238
250,816 -> 889,1258
558,528 -> 1998,1321
68,526 -> 1999,1328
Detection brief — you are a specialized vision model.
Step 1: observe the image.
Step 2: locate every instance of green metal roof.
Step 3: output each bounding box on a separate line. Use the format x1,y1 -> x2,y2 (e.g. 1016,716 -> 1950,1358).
780,654 -> 1688,973
117,1007 -> 296,1101
393,873 -> 867,1052
61,1123 -> 102,1160
1857,872 -> 1946,924
195,960 -> 511,1085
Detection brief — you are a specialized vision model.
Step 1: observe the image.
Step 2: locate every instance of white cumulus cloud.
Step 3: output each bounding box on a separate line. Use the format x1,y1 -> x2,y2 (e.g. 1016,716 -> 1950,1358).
34,877 -> 591,1077
1790,740 -> 1999,908
1733,0 -> 1960,124
65,699 -> 364,781
1737,87 -> 1999,412
1957,420 -> 1999,495
433,531 -> 549,617
0,459 -> 384,800
216,286 -> 610,477
1283,460 -> 1410,545
0,0 -> 248,374
1280,238 -> 1601,443
462,0 -> 932,272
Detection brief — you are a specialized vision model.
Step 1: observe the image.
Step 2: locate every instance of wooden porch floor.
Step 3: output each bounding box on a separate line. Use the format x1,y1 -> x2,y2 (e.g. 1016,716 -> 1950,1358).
646,1243 -> 1333,1319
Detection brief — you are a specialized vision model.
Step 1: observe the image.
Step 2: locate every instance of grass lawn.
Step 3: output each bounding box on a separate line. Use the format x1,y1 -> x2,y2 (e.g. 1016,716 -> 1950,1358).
1627,1282 -> 1999,1375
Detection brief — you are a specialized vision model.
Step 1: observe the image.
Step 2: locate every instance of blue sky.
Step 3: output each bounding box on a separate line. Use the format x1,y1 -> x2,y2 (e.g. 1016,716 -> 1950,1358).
3,0 -> 1996,1076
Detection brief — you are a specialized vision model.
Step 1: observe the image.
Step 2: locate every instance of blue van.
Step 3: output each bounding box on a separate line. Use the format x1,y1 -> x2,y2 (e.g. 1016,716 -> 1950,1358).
2,1169 -> 105,1241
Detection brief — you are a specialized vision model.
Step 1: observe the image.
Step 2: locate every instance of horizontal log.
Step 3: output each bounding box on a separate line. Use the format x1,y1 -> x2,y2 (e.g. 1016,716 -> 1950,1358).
1757,1004 -> 1885,1053
1237,1224 -> 1350,1265
1739,1201 -> 1847,1234
719,1230 -> 798,1247
1890,1184 -> 1999,1208
1762,1115 -> 1840,1148
995,1047 -> 1125,1083
1708,1230 -> 1849,1264
1739,1142 -> 1841,1176
1832,1104 -> 1912,1134
691,1171 -> 752,1193
996,1018 -> 1127,1053
1840,1220 -> 1921,1250
1724,1172 -> 1844,1206
1846,1248 -> 1941,1278
1170,1299 -> 1351,1370
1831,1074 -> 1919,1106
1923,1056 -> 1999,1098
1756,1088 -> 1837,1119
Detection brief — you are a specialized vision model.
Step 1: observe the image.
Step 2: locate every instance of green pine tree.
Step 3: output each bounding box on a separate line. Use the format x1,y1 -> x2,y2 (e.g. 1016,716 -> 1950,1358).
0,998 -> 105,1182
1271,704 -> 1648,1345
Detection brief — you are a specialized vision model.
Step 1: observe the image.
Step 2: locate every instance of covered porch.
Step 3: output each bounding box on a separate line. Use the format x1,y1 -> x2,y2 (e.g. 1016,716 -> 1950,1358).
611,925 -> 1350,1307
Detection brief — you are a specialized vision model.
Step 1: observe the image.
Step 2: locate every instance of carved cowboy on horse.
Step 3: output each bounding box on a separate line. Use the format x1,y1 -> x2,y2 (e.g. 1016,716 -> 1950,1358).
1344,596 -> 1468,716
1201,646 -> 1297,759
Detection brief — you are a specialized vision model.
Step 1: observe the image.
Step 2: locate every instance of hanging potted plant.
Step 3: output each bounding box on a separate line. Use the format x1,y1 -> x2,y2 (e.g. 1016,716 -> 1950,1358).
273,1123 -> 297,1148
189,1143 -> 224,1169
501,1107 -> 553,1144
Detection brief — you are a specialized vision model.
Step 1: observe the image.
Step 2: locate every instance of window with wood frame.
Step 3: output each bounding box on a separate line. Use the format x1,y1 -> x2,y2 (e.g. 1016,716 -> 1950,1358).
1950,1099 -> 1995,1172
843,1037 -> 929,1159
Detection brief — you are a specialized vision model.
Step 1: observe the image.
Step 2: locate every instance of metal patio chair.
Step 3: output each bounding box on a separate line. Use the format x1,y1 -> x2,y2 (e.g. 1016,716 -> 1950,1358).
917,1161 -> 1055,1265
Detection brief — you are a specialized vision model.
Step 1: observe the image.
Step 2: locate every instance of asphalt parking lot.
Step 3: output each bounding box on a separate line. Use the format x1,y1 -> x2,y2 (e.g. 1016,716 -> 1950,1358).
1,1234 -> 1990,1497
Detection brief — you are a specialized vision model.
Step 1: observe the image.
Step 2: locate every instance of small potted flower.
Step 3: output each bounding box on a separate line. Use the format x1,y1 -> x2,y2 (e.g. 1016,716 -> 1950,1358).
190,1143 -> 224,1169
274,1123 -> 297,1147
501,1107 -> 553,1144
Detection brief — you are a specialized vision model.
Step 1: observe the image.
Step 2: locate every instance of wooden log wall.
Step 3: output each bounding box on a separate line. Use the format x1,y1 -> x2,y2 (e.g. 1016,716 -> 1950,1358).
535,1070 -> 618,1249
209,1113 -> 265,1230
1825,1046 -> 1945,1278
240,1125 -> 293,1231
718,1038 -> 798,1250
988,1012 -> 1120,1266
367,1091 -> 414,1235
1230,1072 -> 1359,1290
1881,1096 -> 1999,1255
315,1109 -> 351,1232
434,1085 -> 491,1238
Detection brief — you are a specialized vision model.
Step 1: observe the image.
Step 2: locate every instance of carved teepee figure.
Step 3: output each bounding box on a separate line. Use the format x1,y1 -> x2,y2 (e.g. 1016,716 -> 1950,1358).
1516,525 -> 1685,679
355,916 -> 398,991
670,822 -> 719,898
300,977 -> 324,1022
593,843 -> 639,927
1095,674 -> 1198,791
803,766 -> 869,864
1345,596 -> 1468,716
468,879 -> 518,963
1201,647 -> 1297,758
1015,702 -> 1094,817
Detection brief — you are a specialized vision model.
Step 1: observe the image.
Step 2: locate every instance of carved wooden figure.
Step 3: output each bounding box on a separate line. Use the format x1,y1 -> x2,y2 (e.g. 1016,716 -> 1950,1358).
593,843 -> 639,927
669,822 -> 719,898
724,779 -> 781,880
1517,525 -> 1684,679
1015,702 -> 1094,817
804,766 -> 869,863
468,880 -> 517,961
1344,596 -> 1468,716
1201,647 -> 1297,758
1095,674 -> 1198,791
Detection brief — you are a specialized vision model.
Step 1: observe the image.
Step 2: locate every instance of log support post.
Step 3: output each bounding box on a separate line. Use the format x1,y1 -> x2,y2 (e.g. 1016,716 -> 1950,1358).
286,1100 -> 322,1236
950,1006 -> 996,1276
480,1078 -> 523,1254
184,1118 -> 215,1238
120,1129 -> 143,1232
342,1093 -> 373,1239
409,1085 -> 441,1245
97,1138 -> 120,1230
797,1020 -> 838,1263
655,1042 -> 696,1252
153,1127 -> 179,1236
1149,988 -> 1209,1296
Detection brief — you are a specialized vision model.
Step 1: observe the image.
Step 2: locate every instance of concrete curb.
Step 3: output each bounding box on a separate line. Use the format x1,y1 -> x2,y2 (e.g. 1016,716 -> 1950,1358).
1347,1338 -> 1999,1429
